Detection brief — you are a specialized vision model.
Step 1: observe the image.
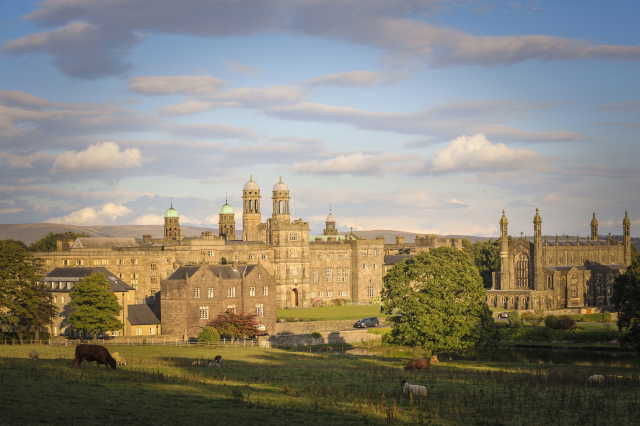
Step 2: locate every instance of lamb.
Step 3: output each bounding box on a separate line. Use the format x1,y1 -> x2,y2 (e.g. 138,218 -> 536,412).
28,350 -> 39,360
587,374 -> 605,384
401,380 -> 428,398
111,352 -> 127,367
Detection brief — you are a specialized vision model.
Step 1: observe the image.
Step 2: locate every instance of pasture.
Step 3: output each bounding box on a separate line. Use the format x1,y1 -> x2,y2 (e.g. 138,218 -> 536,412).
276,304 -> 383,321
1,344 -> 640,425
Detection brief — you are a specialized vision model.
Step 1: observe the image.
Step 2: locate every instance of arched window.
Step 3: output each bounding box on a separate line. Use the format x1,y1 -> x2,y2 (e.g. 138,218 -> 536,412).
515,253 -> 529,288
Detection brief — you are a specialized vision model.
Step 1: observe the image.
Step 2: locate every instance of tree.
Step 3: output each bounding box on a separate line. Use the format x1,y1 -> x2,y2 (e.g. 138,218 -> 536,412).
0,240 -> 55,343
613,260 -> 640,351
464,239 -> 500,288
381,247 -> 489,355
209,311 -> 259,339
29,232 -> 87,252
197,326 -> 220,343
67,273 -> 122,338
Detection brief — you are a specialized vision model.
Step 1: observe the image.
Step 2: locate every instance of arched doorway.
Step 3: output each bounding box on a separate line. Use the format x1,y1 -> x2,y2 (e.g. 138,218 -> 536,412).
291,288 -> 299,307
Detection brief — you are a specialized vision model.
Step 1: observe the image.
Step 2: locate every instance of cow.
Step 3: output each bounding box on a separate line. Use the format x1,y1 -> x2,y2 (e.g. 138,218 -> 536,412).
404,358 -> 431,371
72,344 -> 117,369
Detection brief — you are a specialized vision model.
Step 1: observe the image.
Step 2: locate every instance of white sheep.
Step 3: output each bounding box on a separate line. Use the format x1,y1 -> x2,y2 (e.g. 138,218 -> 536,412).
587,374 -> 605,384
111,352 -> 127,367
28,350 -> 39,360
401,380 -> 428,398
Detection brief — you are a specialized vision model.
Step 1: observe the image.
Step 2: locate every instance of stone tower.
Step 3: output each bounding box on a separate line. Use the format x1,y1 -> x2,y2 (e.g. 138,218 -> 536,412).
323,208 -> 338,236
499,210 -> 510,289
591,212 -> 599,241
272,177 -> 290,223
533,208 -> 543,290
164,203 -> 181,241
624,211 -> 632,267
218,198 -> 235,240
242,176 -> 261,241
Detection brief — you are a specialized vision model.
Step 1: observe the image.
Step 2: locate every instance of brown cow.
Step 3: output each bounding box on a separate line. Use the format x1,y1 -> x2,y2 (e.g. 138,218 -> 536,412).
404,358 -> 431,371
72,344 -> 117,369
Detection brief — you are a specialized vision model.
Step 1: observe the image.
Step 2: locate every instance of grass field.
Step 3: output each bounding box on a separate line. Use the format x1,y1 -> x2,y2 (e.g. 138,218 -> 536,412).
277,304 -> 383,321
2,343 -> 640,425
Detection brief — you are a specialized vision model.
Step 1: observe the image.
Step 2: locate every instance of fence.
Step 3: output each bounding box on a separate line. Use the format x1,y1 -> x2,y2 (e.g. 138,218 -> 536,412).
0,337 -> 267,348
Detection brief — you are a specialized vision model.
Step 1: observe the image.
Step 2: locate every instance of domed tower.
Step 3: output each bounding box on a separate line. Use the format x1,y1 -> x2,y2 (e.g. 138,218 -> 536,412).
590,212 -> 599,241
218,199 -> 235,240
272,176 -> 290,223
164,203 -> 181,241
323,208 -> 338,236
242,175 -> 261,241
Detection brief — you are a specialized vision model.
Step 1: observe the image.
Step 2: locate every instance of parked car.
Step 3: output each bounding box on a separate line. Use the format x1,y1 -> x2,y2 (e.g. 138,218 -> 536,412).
497,312 -> 510,319
353,317 -> 380,328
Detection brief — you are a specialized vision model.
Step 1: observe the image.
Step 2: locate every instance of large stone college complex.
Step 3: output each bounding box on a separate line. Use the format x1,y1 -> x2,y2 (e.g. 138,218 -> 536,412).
34,177 -> 633,338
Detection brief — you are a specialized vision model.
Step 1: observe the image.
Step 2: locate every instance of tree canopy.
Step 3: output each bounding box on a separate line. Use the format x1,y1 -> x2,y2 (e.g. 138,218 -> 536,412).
463,239 -> 501,288
67,273 -> 122,337
209,311 -> 259,339
613,259 -> 640,352
381,247 -> 490,354
0,240 -> 55,342
29,232 -> 88,252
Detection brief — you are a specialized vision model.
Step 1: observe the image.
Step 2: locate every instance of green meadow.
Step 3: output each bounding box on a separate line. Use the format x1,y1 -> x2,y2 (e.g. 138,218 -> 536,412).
276,304 -> 383,322
2,344 -> 640,425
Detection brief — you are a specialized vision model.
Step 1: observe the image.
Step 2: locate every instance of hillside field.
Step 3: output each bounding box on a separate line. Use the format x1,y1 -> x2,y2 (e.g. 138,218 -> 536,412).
1,344 -> 640,425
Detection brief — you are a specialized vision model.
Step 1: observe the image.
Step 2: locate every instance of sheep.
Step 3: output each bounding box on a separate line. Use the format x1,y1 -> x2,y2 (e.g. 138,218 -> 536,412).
208,355 -> 223,368
587,374 -> 605,384
401,380 -> 428,398
28,350 -> 39,360
192,359 -> 205,367
111,352 -> 127,367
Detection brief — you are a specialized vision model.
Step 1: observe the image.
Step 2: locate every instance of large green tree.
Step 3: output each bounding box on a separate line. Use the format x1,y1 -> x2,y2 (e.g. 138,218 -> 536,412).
67,273 -> 122,338
0,240 -> 55,342
613,259 -> 640,352
381,247 -> 489,354
463,239 -> 501,288
29,232 -> 87,252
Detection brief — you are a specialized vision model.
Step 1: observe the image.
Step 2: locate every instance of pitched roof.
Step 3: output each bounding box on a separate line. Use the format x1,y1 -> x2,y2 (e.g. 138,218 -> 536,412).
167,264 -> 259,280
71,237 -> 137,249
384,254 -> 412,265
44,267 -> 134,292
127,304 -> 160,325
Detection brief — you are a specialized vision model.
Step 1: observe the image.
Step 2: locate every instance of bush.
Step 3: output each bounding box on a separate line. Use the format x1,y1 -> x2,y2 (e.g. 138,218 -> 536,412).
198,326 -> 220,343
545,315 -> 561,329
331,298 -> 348,306
209,312 -> 260,339
310,332 -> 322,339
557,316 -> 577,330
508,311 -> 522,328
522,312 -> 544,326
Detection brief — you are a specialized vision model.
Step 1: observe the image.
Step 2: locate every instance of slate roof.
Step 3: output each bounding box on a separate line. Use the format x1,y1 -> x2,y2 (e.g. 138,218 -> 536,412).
384,254 -> 412,265
544,264 -> 625,272
167,264 -> 259,280
71,237 -> 138,249
127,304 -> 160,325
543,239 -> 619,247
44,267 -> 134,292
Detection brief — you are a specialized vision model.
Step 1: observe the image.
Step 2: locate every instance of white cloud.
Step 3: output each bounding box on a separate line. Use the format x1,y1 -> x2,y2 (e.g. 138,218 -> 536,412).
128,75 -> 224,96
52,142 -> 142,173
306,70 -> 402,87
293,152 -> 421,176
430,134 -> 542,174
47,202 -> 132,225
0,152 -> 51,168
132,214 -> 164,225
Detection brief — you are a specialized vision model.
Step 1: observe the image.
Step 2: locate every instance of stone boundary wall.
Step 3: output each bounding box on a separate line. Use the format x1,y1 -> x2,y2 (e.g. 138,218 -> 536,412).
275,319 -> 360,334
269,329 -> 382,346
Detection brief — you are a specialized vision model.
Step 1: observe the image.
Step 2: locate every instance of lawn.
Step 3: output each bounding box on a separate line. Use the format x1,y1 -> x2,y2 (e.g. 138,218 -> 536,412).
2,343 -> 640,425
277,304 -> 383,322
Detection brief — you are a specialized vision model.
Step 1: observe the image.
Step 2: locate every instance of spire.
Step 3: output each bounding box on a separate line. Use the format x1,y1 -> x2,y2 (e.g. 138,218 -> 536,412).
591,212 -> 599,240
624,210 -> 631,227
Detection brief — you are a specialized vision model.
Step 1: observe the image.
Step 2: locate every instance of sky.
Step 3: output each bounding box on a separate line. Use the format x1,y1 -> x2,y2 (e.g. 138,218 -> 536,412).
0,0 -> 638,237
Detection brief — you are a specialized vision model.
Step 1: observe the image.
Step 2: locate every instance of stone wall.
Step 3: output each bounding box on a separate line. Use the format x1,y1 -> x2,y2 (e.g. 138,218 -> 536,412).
269,329 -> 382,346
274,319 -> 359,334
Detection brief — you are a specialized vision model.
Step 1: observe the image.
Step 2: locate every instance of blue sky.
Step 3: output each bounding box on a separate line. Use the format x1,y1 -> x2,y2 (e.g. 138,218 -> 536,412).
0,0 -> 638,237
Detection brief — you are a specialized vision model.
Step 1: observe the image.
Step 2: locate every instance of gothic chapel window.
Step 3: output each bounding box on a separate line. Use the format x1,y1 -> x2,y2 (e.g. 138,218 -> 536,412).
515,253 -> 529,288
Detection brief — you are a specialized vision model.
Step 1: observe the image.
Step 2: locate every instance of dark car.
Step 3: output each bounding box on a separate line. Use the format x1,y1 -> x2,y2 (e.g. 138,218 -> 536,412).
353,317 -> 380,328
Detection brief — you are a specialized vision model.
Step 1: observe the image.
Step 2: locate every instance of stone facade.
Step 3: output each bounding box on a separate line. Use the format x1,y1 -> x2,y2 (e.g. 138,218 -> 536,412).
160,263 -> 276,338
487,210 -> 632,311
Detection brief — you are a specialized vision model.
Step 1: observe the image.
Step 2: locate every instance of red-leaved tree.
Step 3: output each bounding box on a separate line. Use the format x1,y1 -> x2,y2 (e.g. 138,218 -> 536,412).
209,312 -> 259,339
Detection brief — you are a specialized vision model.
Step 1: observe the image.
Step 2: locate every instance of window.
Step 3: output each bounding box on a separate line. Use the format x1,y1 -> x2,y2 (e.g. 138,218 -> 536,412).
60,296 -> 65,304
313,271 -> 320,284
63,259 -> 70,266
150,263 -> 157,271
340,290 -> 347,297
367,287 -> 375,298
257,273 -> 262,279
67,282 -> 73,290
289,232 -> 299,241
515,254 -> 529,288
227,287 -> 236,298
193,287 -> 201,298
117,259 -> 124,265
261,254 -> 268,260
325,268 -> 332,281
226,305 -> 236,314
149,327 -> 156,335
249,254 -> 255,260
53,326 -> 58,336
256,304 -> 264,317
75,259 -> 83,266
362,264 -> 367,270
131,258 -> 138,265
136,328 -> 142,336
208,288 -> 215,298
207,250 -> 214,257
113,330 -> 120,337
263,286 -> 269,296
372,264 -> 377,270
199,306 -> 209,320
53,295 -> 57,303
249,287 -> 256,296
327,291 -> 333,298
336,269 -> 344,282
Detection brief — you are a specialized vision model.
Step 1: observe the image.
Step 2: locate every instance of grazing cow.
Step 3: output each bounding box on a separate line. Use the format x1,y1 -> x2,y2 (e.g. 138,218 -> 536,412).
587,374 -> 605,384
72,344 -> 117,369
28,350 -> 39,360
404,358 -> 430,371
111,352 -> 127,367
401,380 -> 428,398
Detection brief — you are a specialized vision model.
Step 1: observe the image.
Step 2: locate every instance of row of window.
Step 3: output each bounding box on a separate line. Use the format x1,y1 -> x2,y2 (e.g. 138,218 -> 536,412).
359,249 -> 380,256
199,304 -> 264,319
135,327 -> 157,336
48,281 -> 73,290
192,286 -> 268,299
61,258 -> 141,266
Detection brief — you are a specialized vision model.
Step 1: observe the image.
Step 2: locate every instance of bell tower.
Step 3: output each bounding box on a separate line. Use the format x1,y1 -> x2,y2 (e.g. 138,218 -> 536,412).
164,202 -> 181,241
624,211 -> 632,267
272,177 -> 290,223
533,208 -> 543,290
323,208 -> 338,236
242,175 -> 261,241
499,210 -> 510,289
218,197 -> 235,240
590,212 -> 599,241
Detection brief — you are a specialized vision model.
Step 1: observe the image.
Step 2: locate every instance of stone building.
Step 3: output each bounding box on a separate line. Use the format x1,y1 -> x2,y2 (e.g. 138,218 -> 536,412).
34,177 -> 387,322
160,263 -> 276,338
487,209 -> 632,311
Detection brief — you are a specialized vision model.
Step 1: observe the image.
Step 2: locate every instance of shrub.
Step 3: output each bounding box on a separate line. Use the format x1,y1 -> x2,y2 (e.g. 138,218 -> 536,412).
545,315 -> 561,329
522,312 -> 543,326
557,316 -> 577,330
508,311 -> 522,328
209,312 -> 259,339
310,332 -> 322,339
198,326 -> 220,343
331,298 -> 348,306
